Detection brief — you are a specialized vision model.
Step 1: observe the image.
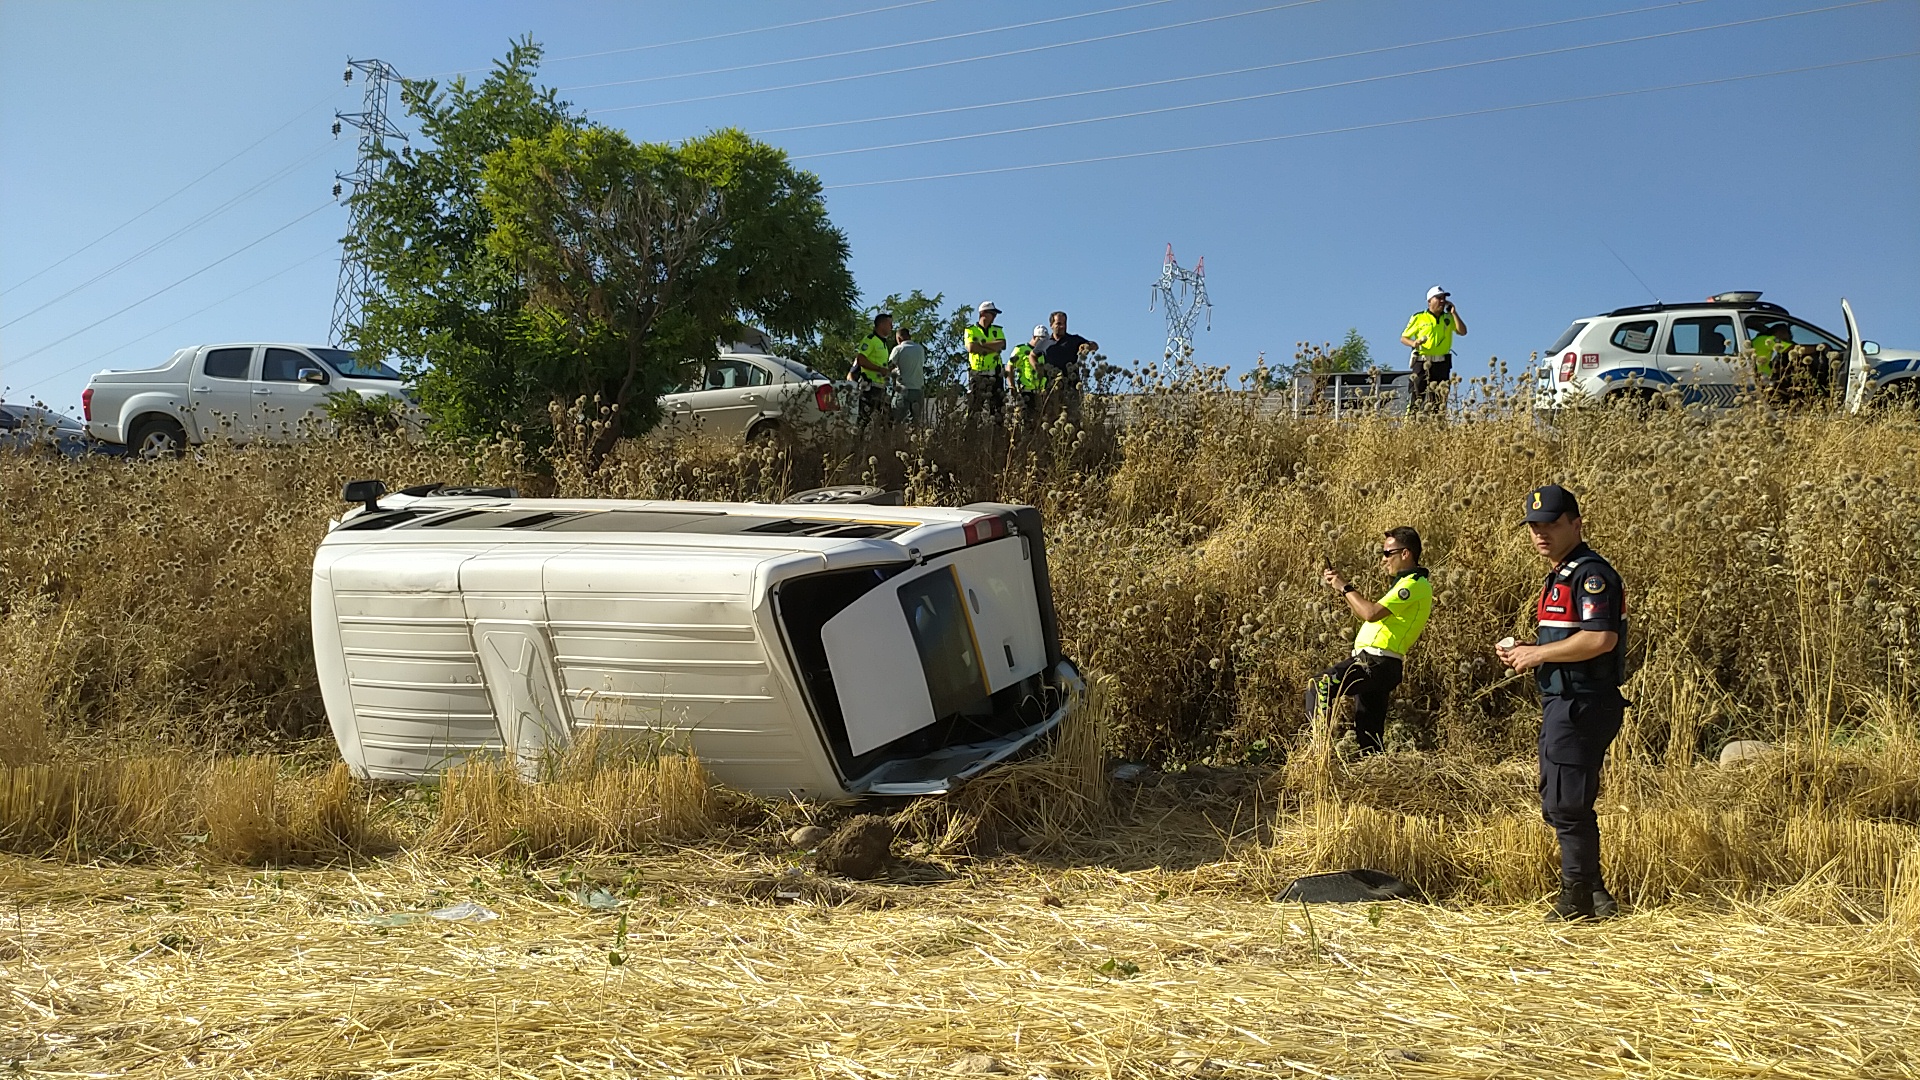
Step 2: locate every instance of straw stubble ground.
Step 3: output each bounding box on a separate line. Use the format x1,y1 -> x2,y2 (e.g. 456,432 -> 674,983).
4,852 -> 1917,1079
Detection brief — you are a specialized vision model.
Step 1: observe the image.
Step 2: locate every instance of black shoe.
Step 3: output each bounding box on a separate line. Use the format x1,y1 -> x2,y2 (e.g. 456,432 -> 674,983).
1591,886 -> 1619,920
1545,879 -> 1595,922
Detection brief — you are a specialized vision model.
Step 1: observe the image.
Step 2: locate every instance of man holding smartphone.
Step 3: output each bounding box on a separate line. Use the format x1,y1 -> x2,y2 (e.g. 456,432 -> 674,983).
1401,286 -> 1466,415
1310,528 -> 1433,755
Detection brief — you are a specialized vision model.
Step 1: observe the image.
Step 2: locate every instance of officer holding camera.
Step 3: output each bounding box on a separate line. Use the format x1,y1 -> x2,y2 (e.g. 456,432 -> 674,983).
1401,286 -> 1466,415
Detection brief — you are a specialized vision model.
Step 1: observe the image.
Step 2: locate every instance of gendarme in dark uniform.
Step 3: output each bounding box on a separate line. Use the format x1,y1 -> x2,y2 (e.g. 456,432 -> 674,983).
1498,484 -> 1628,921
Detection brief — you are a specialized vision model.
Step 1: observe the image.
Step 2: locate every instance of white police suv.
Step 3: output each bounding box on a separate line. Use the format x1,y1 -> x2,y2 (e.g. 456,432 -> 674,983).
1535,293 -> 1916,412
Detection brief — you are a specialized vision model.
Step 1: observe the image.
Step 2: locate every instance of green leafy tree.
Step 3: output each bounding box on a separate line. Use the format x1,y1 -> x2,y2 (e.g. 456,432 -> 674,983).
1266,327 -> 1373,391
480,125 -> 724,465
481,125 -> 853,466
776,306 -> 864,382
346,42 -> 853,462
1323,327 -> 1371,373
344,38 -> 582,446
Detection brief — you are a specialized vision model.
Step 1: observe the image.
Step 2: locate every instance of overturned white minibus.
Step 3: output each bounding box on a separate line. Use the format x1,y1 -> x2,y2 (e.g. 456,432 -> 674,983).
310,482 -> 1080,798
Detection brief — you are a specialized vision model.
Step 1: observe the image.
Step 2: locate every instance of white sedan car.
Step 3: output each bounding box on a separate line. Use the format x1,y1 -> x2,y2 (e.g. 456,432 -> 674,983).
660,351 -> 843,442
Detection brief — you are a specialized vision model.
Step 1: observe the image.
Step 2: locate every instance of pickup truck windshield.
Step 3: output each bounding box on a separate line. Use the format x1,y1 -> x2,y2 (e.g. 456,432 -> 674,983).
312,348 -> 401,380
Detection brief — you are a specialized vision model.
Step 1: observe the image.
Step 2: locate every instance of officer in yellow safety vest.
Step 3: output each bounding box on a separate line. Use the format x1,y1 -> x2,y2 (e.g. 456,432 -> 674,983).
849,310 -> 893,426
1309,527 -> 1434,754
965,300 -> 1008,418
1748,319 -> 1792,399
1750,326 -> 1785,375
1007,325 -> 1050,415
1401,286 -> 1466,415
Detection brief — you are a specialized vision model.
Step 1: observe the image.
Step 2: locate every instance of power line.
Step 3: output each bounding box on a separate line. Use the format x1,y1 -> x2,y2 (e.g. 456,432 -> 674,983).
561,0 -> 1174,92
587,0 -> 1326,115
1,141 -> 339,330
752,0 -> 1717,136
794,0 -> 1883,161
11,200 -> 337,366
426,0 -> 948,77
0,90 -> 338,297
13,248 -> 336,399
823,52 -> 1918,188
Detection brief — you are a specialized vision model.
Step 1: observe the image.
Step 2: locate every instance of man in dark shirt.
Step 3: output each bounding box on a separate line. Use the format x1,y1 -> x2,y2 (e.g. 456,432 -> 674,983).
1496,484 -> 1628,922
1037,310 -> 1097,381
1036,311 -> 1098,420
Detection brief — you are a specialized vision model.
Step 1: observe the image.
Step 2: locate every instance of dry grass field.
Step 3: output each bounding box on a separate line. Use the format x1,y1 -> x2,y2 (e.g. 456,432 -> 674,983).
6,846 -> 1916,1078
3,383 -> 1919,1076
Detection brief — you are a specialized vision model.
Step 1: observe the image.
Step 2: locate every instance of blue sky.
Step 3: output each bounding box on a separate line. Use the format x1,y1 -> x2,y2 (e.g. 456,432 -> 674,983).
4,0 -> 1917,415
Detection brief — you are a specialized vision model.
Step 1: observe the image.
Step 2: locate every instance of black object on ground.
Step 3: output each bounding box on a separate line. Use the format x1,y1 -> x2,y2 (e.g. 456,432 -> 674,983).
1277,868 -> 1419,904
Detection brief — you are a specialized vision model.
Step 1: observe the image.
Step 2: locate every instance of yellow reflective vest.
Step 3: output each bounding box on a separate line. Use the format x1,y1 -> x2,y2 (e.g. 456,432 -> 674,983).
965,324 -> 1006,373
1010,343 -> 1046,391
852,334 -> 889,385
1351,570 -> 1433,658
1403,311 -> 1456,358
1750,334 -> 1785,379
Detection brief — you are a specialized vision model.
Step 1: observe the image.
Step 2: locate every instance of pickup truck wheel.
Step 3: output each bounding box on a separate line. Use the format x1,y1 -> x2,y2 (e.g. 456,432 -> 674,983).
128,416 -> 187,459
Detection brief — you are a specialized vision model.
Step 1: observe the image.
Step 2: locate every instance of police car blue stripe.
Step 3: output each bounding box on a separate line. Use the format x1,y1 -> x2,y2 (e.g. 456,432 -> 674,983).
1594,367 -> 1676,385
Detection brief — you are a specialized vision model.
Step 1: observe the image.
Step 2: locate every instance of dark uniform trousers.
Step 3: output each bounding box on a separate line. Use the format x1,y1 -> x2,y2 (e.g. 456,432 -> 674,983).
1538,691 -> 1625,885
1408,354 -> 1452,413
968,370 -> 1004,417
1305,653 -> 1403,754
857,381 -> 887,426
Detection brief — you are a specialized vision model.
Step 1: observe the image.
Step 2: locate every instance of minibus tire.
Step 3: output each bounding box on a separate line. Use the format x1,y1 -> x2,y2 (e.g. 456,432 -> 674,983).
784,485 -> 896,505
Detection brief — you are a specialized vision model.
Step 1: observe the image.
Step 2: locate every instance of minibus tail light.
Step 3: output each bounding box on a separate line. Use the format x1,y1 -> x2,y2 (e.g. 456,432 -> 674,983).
963,516 -> 1008,546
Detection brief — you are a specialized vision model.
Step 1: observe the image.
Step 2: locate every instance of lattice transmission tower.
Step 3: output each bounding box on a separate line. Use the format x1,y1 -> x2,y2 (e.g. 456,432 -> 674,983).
329,58 -> 407,345
1148,244 -> 1211,360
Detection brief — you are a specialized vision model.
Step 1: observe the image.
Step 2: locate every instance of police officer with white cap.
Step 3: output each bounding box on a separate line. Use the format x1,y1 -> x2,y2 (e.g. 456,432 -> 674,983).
1007,324 -> 1051,416
964,301 -> 1009,419
1401,286 -> 1466,415
1496,484 -> 1627,922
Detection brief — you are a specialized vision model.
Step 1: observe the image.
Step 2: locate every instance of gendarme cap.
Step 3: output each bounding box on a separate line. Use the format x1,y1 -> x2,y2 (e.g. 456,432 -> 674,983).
1521,484 -> 1580,523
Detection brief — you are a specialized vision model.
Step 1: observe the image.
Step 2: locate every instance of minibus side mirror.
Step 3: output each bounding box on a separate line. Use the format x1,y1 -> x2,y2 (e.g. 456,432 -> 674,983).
343,479 -> 387,513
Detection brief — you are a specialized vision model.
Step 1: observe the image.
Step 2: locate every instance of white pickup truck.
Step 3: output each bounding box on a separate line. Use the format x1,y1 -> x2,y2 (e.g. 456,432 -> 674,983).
83,342 -> 412,456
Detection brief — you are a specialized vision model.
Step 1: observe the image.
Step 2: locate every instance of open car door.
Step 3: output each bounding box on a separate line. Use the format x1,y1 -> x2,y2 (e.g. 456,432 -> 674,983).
1842,299 -> 1868,414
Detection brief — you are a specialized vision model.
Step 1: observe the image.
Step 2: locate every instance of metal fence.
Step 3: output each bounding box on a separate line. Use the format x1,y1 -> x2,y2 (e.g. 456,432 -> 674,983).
1288,369 -> 1414,418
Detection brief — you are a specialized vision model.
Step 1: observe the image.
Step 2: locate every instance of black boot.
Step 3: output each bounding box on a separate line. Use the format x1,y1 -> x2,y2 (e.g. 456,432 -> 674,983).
1545,877 -> 1595,922
1591,883 -> 1619,920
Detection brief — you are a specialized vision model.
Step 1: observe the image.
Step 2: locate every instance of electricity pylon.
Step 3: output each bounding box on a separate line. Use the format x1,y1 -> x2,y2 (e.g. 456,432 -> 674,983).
329,58 -> 406,346
1149,244 -> 1211,360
